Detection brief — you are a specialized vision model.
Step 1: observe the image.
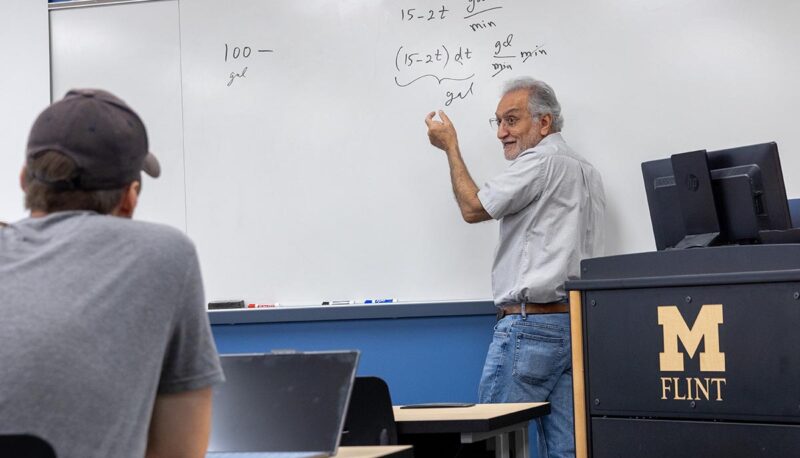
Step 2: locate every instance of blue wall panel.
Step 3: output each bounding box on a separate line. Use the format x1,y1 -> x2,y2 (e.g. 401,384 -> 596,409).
212,314 -> 496,405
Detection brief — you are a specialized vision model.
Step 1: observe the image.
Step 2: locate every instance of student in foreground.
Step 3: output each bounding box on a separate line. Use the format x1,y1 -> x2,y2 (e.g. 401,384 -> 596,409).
0,89 -> 224,457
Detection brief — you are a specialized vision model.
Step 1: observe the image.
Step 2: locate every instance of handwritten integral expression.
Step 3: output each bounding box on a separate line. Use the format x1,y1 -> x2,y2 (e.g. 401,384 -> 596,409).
219,0 -> 547,99
394,0 -> 547,106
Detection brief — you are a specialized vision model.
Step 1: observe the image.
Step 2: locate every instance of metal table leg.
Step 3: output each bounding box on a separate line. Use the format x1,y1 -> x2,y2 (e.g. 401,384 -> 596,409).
511,425 -> 529,458
460,421 -> 530,458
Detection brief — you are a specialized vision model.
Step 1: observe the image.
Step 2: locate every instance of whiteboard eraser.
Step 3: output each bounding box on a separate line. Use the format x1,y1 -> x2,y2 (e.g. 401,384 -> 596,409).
208,299 -> 245,310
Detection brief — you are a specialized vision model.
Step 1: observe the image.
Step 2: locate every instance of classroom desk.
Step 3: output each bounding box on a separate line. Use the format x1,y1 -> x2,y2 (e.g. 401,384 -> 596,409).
393,402 -> 549,458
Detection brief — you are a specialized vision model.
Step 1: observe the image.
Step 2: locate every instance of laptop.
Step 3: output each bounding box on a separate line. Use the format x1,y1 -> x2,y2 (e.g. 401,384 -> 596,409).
206,350 -> 360,458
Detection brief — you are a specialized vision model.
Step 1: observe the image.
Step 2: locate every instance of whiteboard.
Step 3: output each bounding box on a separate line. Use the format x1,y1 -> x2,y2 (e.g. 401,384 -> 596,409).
179,0 -> 503,303
50,0 -> 187,231
0,0 -> 50,223
48,0 -> 800,305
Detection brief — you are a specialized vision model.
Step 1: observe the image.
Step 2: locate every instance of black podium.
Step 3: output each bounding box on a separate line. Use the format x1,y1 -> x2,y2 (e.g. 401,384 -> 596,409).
566,245 -> 800,457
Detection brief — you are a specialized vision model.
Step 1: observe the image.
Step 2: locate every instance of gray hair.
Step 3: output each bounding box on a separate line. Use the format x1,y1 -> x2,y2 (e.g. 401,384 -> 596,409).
502,77 -> 564,132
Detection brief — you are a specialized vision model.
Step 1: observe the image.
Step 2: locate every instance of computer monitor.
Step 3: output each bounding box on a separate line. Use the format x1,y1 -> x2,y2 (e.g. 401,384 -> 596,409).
642,142 -> 791,250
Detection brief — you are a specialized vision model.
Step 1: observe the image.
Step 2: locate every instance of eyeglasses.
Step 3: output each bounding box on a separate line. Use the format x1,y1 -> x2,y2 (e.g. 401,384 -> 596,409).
488,113 -> 534,129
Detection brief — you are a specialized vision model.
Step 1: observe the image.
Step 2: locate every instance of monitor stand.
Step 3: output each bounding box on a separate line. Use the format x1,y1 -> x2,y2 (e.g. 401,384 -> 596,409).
670,150 -> 721,250
671,232 -> 720,250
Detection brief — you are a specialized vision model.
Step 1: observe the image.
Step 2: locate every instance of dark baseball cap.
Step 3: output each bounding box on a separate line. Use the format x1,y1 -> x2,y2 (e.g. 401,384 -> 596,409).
26,88 -> 160,190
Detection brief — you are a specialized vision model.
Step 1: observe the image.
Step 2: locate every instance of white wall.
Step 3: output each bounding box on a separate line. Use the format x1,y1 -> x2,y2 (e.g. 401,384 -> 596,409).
0,0 -> 50,222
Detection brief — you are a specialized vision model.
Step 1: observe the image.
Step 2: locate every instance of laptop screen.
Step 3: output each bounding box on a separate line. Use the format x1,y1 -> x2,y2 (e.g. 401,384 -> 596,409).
208,350 -> 360,453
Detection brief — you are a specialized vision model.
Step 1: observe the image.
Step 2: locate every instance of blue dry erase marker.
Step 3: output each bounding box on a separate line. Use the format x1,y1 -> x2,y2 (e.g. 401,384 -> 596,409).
364,298 -> 397,304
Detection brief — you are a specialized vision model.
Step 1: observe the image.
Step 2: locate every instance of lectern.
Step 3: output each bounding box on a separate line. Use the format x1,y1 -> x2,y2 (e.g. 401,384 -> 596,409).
567,245 -> 800,457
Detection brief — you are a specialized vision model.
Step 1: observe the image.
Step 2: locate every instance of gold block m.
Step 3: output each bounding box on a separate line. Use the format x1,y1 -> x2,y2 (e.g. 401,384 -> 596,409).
658,304 -> 725,372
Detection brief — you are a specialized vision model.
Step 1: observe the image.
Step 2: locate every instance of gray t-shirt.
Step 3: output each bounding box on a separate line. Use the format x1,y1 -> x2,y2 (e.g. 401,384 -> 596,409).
478,133 -> 606,305
0,211 -> 224,458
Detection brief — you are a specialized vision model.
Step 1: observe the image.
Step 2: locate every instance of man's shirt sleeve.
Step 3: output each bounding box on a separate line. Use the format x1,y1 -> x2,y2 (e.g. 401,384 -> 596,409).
478,153 -> 549,220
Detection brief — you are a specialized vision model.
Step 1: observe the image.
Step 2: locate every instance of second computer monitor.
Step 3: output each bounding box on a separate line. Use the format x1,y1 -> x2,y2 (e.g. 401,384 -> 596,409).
642,142 -> 791,250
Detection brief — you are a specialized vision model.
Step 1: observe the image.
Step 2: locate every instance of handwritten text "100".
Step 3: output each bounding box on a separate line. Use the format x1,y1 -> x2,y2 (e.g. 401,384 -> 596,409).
224,43 -> 274,62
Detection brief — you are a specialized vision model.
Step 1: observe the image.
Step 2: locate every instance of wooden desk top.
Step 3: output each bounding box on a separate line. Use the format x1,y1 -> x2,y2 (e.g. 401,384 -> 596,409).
393,402 -> 550,434
334,445 -> 413,457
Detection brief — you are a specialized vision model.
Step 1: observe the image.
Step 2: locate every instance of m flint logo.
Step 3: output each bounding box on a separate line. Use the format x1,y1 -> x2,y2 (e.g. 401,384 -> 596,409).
658,304 -> 726,401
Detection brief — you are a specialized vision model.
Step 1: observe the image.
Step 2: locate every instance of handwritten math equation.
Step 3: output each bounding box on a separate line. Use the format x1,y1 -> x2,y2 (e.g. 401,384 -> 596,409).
223,43 -> 274,87
393,0 -> 549,106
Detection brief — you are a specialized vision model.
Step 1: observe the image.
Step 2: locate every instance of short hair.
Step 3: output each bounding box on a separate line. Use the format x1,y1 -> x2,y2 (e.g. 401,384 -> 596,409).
502,77 -> 564,132
24,151 -> 128,215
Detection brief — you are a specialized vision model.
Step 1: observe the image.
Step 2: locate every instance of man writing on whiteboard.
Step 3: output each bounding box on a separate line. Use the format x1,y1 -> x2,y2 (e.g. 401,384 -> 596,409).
425,77 -> 605,458
0,89 -> 224,457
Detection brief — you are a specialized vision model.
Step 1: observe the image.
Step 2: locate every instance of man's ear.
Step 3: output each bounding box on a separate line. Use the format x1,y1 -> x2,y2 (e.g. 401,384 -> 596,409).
539,113 -> 553,136
113,181 -> 140,218
20,166 -> 28,192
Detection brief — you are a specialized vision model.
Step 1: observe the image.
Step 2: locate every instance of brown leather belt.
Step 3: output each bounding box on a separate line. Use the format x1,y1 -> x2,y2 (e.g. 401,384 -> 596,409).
496,302 -> 569,320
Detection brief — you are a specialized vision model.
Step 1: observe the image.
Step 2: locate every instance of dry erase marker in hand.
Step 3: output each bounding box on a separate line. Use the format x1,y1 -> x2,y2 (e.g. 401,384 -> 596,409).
321,300 -> 355,305
363,298 -> 397,304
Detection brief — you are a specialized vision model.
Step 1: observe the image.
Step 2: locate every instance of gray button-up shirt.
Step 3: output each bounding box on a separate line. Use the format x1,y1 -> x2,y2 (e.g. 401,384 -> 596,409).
477,132 -> 605,305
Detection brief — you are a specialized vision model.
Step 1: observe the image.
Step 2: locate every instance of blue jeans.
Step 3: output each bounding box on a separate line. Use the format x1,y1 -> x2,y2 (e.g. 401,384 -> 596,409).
478,313 -> 574,458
